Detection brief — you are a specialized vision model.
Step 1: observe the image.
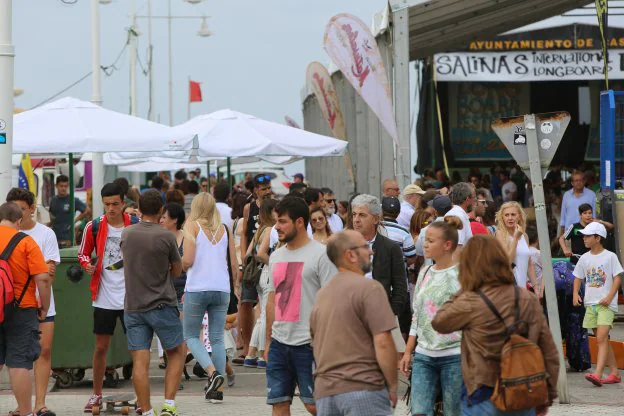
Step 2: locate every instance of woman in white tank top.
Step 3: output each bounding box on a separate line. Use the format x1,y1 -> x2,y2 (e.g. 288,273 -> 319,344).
182,193 -> 238,400
495,202 -> 541,294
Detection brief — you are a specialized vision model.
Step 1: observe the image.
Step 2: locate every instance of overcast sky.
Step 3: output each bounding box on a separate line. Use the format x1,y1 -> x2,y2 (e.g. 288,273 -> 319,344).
14,0 -> 387,128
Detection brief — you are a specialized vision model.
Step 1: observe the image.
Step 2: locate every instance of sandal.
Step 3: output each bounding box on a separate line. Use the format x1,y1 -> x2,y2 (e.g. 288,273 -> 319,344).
602,374 -> 622,384
35,407 -> 56,416
585,373 -> 603,387
231,355 -> 245,365
8,410 -> 20,416
158,357 -> 167,369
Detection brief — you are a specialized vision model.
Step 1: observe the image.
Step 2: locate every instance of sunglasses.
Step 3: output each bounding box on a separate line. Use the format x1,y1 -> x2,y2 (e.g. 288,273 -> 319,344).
312,217 -> 326,223
255,175 -> 271,183
325,199 -> 336,203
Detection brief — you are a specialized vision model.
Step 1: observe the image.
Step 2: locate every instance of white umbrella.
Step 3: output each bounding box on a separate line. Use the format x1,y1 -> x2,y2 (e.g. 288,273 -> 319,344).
13,97 -> 193,153
108,109 -> 347,160
106,154 -> 300,171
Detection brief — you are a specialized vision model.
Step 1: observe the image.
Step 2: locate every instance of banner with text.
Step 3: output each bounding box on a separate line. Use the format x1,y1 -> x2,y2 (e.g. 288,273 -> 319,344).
435,49 -> 624,82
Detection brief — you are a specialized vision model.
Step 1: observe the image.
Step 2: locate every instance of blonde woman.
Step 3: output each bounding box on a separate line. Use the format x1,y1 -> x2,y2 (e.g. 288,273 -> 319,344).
495,202 -> 540,294
182,193 -> 238,403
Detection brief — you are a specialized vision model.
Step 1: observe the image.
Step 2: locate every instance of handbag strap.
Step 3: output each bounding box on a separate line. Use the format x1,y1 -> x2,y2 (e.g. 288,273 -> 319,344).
478,286 -> 520,338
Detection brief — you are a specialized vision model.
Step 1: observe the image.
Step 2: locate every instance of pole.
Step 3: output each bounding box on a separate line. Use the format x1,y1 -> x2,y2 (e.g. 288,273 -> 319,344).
226,157 -> 232,189
167,0 -> 173,126
206,161 -> 211,191
524,114 -> 569,403
91,0 -> 104,219
0,0 -> 14,201
129,1 -> 141,188
147,0 -> 154,122
69,153 -> 76,245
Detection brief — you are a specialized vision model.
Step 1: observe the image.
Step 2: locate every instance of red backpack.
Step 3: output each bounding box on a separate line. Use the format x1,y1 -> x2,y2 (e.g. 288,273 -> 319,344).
0,232 -> 29,323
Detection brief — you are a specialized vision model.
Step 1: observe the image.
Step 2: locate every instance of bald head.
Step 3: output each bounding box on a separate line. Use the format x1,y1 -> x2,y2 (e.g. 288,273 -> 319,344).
326,230 -> 372,275
0,202 -> 24,229
382,179 -> 399,198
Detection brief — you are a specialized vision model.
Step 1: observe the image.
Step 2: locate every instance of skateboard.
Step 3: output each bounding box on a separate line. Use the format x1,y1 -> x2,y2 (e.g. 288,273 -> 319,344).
92,393 -> 137,415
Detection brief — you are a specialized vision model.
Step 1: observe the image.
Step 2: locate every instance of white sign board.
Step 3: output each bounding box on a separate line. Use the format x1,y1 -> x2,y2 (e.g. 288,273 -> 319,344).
435,50 -> 624,82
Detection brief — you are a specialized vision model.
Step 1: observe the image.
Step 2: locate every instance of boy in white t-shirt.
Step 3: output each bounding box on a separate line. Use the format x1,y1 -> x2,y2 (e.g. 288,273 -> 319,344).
573,221 -> 622,386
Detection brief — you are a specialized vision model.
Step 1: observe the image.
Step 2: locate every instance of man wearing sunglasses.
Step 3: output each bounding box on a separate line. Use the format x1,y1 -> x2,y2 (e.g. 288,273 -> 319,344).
321,187 -> 343,233
236,173 -> 273,364
469,193 -> 489,236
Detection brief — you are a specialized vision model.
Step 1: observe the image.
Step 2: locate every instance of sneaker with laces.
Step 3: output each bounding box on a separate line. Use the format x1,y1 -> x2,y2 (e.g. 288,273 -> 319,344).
160,403 -> 179,416
84,394 -> 102,413
204,371 -> 225,396
206,390 -> 224,404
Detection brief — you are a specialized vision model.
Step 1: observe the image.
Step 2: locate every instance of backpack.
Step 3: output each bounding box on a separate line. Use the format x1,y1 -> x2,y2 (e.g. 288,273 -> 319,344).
479,286 -> 550,412
0,232 -> 31,323
242,226 -> 266,287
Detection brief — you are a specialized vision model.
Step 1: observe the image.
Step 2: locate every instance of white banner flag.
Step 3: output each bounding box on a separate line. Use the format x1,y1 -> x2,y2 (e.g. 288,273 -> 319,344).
306,61 -> 346,140
324,13 -> 398,145
435,50 -> 624,82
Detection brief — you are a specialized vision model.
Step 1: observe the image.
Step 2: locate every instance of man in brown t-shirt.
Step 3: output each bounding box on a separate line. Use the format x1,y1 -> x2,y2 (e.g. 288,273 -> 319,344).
310,230 -> 397,415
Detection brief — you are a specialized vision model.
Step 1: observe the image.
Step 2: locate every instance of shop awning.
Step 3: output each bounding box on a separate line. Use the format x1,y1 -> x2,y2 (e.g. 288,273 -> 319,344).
395,0 -> 593,59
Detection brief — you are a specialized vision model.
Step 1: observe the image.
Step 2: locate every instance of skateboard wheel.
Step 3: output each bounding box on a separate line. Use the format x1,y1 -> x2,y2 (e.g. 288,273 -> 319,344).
92,405 -> 100,415
121,406 -> 130,415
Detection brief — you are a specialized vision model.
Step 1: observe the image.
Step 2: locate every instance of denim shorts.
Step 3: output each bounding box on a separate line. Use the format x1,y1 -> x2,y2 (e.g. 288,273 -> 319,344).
266,339 -> 315,405
124,304 -> 183,351
0,307 -> 41,370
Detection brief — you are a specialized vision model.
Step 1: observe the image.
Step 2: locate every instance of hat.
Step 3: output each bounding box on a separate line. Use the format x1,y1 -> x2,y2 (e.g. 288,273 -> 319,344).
294,173 -> 304,180
381,197 -> 401,215
403,184 -> 425,196
428,195 -> 452,213
579,222 -> 607,239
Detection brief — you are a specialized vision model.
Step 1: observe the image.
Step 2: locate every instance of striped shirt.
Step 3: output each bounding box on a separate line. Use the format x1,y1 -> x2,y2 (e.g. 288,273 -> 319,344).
380,220 -> 416,259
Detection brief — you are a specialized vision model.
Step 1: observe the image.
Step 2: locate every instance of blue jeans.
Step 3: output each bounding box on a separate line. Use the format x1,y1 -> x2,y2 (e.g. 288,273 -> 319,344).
410,353 -> 462,416
125,305 -> 183,351
461,399 -> 535,416
266,339 -> 315,405
183,291 -> 229,375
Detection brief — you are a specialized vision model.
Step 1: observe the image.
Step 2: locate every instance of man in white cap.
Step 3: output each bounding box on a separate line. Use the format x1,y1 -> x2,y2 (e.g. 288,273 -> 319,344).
397,184 -> 425,228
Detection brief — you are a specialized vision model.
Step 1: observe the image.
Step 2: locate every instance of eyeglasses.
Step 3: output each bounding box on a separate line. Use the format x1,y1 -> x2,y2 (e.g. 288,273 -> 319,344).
311,217 -> 326,223
255,175 -> 271,184
325,199 -> 336,203
348,243 -> 369,252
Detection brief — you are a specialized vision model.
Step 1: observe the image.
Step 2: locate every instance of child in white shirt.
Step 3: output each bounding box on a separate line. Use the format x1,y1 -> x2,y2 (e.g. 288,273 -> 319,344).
573,222 -> 622,386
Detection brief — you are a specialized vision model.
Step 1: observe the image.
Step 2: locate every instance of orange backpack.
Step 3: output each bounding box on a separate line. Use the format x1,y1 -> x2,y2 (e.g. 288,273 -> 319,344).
479,286 -> 550,411
0,233 -> 29,323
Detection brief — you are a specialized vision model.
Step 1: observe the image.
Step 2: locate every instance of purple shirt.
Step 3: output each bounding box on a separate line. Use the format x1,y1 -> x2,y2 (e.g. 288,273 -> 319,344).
560,187 -> 595,229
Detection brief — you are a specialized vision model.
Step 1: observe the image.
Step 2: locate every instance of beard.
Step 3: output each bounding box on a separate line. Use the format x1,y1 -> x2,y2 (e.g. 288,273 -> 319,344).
279,228 -> 298,243
326,206 -> 336,216
360,259 -> 372,274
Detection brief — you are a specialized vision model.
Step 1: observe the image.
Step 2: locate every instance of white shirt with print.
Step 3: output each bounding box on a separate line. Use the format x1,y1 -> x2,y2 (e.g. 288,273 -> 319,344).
93,224 -> 126,310
573,249 -> 624,312
23,223 -> 60,317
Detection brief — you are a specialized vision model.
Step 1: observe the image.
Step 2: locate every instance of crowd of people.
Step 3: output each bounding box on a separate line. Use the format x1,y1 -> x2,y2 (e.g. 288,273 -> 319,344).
0,165 -> 621,416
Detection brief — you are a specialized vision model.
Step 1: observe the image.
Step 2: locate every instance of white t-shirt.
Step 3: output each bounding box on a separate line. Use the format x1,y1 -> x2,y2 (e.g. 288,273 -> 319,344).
573,249 -> 624,312
529,247 -> 543,288
267,240 -> 337,346
502,181 -> 518,202
397,201 -> 415,229
327,213 -> 344,233
22,223 -> 60,317
216,202 -> 233,231
93,225 -> 126,310
444,206 -> 473,246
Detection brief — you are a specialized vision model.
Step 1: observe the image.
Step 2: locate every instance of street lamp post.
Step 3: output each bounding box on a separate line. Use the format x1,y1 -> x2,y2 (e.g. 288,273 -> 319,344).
91,0 -> 104,218
0,0 -> 14,201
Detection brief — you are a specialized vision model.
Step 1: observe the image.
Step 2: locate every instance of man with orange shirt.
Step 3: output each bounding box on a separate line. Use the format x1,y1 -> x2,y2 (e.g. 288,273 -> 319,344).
0,202 -> 51,416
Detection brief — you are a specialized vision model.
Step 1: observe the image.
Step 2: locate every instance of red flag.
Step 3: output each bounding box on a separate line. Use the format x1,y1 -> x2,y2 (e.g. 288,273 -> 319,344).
189,80 -> 202,102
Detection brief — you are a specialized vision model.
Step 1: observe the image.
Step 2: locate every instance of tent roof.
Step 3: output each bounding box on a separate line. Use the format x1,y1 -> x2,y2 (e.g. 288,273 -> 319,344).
400,0 -> 593,59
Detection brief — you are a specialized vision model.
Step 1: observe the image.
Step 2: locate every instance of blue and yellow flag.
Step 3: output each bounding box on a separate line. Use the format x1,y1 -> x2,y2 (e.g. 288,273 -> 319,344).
18,154 -> 36,197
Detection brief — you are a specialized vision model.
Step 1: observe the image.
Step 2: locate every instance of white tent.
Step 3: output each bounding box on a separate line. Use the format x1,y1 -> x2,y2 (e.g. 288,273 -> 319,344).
110,155 -> 300,172
12,97 -> 193,153
108,109 -> 347,161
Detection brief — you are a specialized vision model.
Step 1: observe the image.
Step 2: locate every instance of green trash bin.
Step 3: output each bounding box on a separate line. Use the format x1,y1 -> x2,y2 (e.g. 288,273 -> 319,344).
51,246 -> 132,389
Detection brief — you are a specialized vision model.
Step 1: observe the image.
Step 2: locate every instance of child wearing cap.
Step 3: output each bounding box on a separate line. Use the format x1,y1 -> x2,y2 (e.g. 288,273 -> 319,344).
572,221 -> 622,386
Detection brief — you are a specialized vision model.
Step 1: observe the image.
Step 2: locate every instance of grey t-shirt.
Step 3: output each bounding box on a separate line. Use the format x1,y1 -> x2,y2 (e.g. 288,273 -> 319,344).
49,195 -> 86,241
121,222 -> 181,312
267,239 -> 337,346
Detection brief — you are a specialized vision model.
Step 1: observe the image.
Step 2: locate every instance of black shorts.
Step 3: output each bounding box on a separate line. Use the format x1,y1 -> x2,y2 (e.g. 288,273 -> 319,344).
240,280 -> 258,305
0,307 -> 41,370
93,307 -> 126,336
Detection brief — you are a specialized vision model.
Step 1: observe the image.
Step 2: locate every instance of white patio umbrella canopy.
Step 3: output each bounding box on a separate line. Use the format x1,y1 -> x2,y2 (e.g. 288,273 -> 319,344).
107,109 -> 347,160
12,97 -> 193,153
104,153 -> 300,171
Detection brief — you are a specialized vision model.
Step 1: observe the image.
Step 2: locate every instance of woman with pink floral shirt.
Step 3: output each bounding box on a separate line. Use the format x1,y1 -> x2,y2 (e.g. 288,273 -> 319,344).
399,216 -> 463,416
